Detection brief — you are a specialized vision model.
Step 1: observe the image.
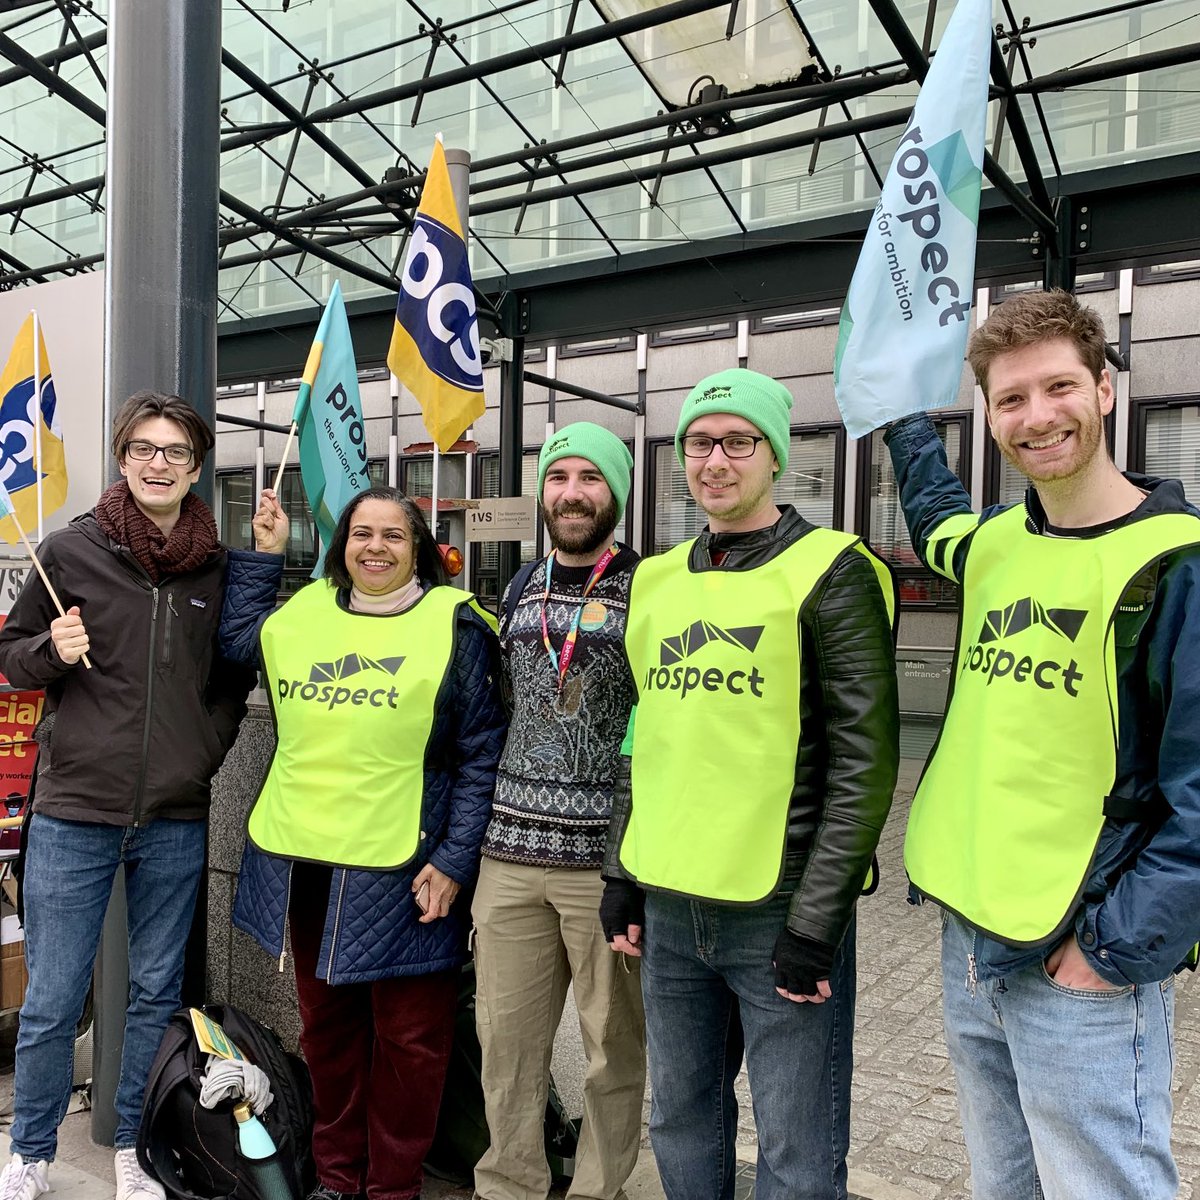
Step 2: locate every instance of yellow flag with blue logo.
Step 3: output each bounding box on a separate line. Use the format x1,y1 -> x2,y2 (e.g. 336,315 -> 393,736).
0,313 -> 68,544
834,0 -> 992,437
387,139 -> 485,452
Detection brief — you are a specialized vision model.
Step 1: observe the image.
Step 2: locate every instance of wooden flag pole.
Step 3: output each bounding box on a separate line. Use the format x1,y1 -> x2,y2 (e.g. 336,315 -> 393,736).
9,509 -> 91,670
272,422 -> 298,494
431,444 -> 441,538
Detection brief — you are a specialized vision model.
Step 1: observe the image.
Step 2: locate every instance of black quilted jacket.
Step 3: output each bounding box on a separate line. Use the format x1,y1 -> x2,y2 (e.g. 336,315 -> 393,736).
603,505 -> 900,953
220,548 -> 506,984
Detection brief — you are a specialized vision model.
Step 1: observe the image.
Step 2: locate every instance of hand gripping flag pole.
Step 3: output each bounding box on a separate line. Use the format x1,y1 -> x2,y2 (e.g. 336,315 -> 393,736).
0,476 -> 91,669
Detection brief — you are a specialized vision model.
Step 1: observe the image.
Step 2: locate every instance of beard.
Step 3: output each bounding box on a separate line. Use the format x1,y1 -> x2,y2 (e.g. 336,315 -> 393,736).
996,401 -> 1106,485
543,495 -> 619,556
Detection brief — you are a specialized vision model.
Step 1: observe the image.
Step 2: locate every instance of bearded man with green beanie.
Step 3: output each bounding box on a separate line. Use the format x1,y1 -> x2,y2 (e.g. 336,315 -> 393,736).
472,422 -> 646,1200
601,369 -> 899,1200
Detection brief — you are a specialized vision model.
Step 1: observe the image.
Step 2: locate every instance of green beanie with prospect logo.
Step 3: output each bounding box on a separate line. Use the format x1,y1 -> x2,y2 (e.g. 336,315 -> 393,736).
676,368 -> 794,479
537,421 -> 634,520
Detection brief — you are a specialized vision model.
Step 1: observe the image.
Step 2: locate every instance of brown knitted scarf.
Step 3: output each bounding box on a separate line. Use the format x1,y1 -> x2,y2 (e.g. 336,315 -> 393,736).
94,480 -> 219,583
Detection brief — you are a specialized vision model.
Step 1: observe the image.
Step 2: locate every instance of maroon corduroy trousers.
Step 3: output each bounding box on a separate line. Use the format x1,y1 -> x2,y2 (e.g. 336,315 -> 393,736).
289,865 -> 458,1200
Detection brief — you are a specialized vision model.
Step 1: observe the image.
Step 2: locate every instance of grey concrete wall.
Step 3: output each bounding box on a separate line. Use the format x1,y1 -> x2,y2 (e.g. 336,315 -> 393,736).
206,705 -> 303,1051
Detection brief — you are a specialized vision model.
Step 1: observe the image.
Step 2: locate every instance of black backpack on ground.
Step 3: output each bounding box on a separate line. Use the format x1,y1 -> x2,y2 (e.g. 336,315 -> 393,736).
137,1004 -> 314,1200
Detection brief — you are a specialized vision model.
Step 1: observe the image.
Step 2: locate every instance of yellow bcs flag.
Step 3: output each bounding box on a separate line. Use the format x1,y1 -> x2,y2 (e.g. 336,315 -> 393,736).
0,314 -> 68,544
387,140 -> 485,452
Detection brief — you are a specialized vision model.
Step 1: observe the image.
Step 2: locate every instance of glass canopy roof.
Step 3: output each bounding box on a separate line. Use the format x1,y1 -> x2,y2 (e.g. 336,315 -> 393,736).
1,0 -> 1197,326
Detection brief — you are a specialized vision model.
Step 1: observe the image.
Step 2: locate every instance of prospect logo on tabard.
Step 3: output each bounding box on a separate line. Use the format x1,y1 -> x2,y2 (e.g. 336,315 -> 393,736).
308,652 -> 406,682
276,652 -> 407,711
976,597 -> 1087,646
961,598 -> 1090,698
659,620 -> 764,665
643,621 -> 767,700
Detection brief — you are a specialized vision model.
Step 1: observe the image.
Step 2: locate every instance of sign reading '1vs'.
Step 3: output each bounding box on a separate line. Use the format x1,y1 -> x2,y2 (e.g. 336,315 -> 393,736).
466,497 -> 537,542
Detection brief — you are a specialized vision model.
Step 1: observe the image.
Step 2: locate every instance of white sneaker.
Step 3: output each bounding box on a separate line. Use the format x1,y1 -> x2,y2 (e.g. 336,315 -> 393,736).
114,1149 -> 166,1200
0,1155 -> 49,1200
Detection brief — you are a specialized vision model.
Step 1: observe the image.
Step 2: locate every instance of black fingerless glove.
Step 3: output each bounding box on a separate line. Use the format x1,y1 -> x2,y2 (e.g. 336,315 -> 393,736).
771,928 -> 837,996
599,877 -> 646,943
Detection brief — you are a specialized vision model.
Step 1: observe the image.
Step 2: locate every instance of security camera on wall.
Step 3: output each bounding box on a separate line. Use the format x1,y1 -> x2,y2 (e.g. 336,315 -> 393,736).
479,336 -> 513,366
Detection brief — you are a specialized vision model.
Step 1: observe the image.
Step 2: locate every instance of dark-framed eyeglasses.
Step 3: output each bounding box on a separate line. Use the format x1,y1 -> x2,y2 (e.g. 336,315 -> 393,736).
680,434 -> 766,460
124,440 -> 195,466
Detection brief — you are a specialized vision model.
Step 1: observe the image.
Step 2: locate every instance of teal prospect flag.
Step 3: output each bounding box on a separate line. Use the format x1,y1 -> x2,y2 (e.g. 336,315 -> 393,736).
834,0 -> 992,437
293,281 -> 372,575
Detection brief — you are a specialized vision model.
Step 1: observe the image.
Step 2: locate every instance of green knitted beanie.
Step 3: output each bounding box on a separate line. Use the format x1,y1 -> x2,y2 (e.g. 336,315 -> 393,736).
537,421 -> 634,520
676,368 -> 794,479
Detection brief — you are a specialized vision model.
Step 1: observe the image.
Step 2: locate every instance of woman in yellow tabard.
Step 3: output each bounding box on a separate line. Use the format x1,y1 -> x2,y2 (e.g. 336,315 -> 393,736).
220,485 -> 506,1200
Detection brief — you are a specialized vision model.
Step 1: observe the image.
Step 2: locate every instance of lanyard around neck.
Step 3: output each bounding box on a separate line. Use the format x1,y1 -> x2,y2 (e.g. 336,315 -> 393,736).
540,544 -> 618,690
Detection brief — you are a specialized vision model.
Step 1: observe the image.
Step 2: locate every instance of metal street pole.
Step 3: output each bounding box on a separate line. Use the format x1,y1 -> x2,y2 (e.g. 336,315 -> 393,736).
94,0 -> 220,1146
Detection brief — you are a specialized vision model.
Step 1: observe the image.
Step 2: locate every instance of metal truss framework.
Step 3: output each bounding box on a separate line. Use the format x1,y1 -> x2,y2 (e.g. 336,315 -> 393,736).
0,0 -> 1199,347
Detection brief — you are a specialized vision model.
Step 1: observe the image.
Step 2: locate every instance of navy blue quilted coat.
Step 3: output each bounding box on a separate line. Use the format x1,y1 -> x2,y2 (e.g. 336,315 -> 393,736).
220,548 -> 506,984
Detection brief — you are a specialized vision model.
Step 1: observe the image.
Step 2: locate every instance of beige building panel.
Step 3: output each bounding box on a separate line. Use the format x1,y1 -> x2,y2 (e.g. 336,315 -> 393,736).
1130,337 -> 1200,398
1131,279 -> 1200,341
747,324 -> 839,379
643,339 -> 739,391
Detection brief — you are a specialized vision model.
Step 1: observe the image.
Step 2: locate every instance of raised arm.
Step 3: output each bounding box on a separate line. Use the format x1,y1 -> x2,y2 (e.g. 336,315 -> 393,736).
218,489 -> 287,664
884,413 -> 981,583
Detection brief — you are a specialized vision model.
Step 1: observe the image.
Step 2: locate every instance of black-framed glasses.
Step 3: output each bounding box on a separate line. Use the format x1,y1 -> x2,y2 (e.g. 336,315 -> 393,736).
680,434 -> 766,459
125,440 -> 195,466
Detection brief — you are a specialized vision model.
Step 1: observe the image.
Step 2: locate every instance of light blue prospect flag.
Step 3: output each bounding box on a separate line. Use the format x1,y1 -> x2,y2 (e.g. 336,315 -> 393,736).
293,280 -> 372,576
834,0 -> 992,437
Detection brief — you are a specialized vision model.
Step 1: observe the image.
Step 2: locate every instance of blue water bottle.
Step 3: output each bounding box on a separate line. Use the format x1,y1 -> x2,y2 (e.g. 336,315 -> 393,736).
233,1102 -> 295,1200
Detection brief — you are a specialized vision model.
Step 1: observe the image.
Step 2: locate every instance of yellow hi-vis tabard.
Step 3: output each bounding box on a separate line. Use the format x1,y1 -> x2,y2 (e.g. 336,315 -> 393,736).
906,503 -> 1200,946
621,530 -> 894,904
248,582 -> 468,870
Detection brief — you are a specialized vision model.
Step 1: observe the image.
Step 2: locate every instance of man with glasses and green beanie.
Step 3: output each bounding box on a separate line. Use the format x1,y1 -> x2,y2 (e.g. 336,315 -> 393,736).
601,368 -> 899,1200
473,421 -> 646,1200
0,391 -> 255,1200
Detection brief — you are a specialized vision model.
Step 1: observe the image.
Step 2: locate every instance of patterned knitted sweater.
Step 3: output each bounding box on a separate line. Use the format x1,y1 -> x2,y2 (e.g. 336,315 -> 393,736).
481,546 -> 638,868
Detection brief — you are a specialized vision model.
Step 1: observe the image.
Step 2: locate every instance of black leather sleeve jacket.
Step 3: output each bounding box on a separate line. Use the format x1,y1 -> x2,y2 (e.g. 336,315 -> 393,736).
603,505 -> 900,952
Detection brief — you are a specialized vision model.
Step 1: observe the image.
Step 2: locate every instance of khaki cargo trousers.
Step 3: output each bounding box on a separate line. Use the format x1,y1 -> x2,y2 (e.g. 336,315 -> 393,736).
472,857 -> 647,1200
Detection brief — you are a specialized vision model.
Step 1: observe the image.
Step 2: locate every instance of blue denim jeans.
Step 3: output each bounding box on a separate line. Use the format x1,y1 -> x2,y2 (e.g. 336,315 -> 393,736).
12,814 -> 207,1159
941,914 -> 1177,1200
639,892 -> 854,1200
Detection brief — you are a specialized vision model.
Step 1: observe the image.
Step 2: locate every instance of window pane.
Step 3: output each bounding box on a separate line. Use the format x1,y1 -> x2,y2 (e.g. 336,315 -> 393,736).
470,452 -> 541,604
218,472 -> 255,549
776,430 -> 840,528
652,443 -> 707,554
868,423 -> 964,606
1143,405 -> 1200,505
273,465 -> 318,594
404,457 -> 432,498
995,452 -> 1027,510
